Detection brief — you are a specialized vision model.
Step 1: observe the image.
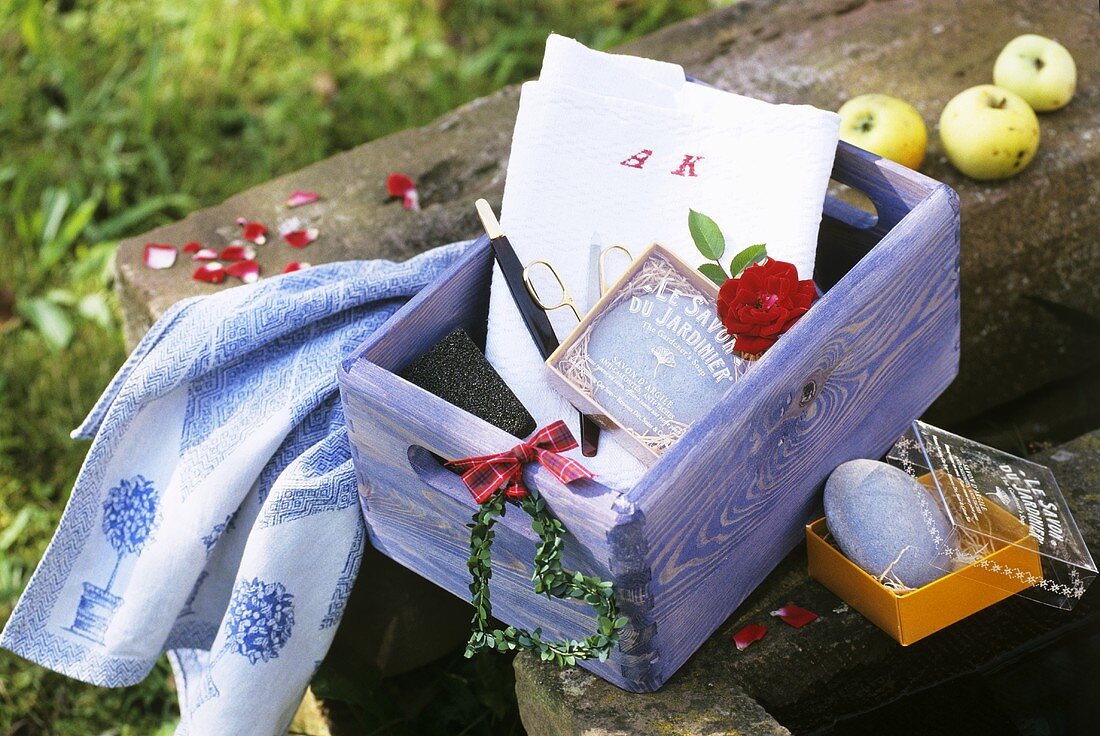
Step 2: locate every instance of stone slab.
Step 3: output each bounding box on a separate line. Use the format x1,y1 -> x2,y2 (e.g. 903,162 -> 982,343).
116,0 -> 1099,427
514,428 -> 1100,735
115,87 -> 517,347
514,661 -> 790,736
617,0 -> 1100,427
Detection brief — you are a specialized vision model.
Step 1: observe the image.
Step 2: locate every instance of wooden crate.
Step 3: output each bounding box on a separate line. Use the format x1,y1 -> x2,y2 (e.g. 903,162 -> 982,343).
337,141 -> 960,692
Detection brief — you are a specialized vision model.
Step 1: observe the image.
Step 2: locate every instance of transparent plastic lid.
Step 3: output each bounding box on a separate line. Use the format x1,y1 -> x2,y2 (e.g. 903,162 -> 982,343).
886,421 -> 1096,609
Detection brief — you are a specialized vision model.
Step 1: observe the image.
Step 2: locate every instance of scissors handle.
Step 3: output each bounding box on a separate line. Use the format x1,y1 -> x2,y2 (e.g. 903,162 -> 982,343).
522,260 -> 582,322
598,245 -> 633,296
520,260 -> 599,454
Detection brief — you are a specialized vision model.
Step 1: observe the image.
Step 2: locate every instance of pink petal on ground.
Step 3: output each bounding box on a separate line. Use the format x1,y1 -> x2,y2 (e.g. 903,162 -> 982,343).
283,228 -> 319,248
193,262 -> 226,284
226,259 -> 260,284
770,605 -> 819,629
191,248 -> 219,261
183,241 -> 204,253
732,623 -> 767,651
283,261 -> 311,274
236,218 -> 268,245
386,172 -> 415,197
143,243 -> 177,270
219,244 -> 256,262
278,217 -> 303,236
286,190 -> 320,208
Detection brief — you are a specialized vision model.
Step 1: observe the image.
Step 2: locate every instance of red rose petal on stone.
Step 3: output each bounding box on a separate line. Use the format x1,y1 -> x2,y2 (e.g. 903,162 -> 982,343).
386,172 -> 415,197
387,173 -> 420,211
226,259 -> 260,284
219,244 -> 255,262
143,243 -> 177,270
183,241 -> 204,254
771,605 -> 819,629
191,248 -> 219,261
733,623 -> 767,651
286,190 -> 320,208
192,262 -> 226,284
283,228 -> 319,248
278,217 -> 304,236
283,261 -> 311,274
236,218 -> 268,245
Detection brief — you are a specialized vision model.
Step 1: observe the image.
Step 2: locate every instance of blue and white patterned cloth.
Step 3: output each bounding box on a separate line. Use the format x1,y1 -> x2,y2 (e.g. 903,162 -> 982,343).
1,241 -> 470,734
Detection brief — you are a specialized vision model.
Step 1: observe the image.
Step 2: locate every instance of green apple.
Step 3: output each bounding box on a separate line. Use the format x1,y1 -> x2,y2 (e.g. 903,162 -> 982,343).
939,85 -> 1040,180
837,94 -> 928,169
993,34 -> 1076,112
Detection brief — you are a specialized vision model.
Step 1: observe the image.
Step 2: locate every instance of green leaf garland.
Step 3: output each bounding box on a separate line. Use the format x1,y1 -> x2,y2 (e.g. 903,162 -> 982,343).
464,486 -> 626,665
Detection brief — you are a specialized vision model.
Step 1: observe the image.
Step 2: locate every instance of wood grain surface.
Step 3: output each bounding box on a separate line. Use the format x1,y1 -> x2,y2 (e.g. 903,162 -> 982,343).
634,175 -> 960,682
338,142 -> 961,691
338,244 -> 641,686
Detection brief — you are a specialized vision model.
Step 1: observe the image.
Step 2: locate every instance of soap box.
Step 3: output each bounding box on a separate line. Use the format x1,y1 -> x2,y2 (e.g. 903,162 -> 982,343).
807,477 -> 1041,646
887,421 -> 1095,609
808,421 -> 1096,645
545,243 -> 746,463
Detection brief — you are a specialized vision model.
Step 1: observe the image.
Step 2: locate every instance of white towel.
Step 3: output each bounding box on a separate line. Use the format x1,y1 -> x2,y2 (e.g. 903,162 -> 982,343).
486,35 -> 840,490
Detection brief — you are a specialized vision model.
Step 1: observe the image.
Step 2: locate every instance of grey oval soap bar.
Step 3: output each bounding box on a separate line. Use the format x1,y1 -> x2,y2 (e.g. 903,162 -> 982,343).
824,459 -> 952,589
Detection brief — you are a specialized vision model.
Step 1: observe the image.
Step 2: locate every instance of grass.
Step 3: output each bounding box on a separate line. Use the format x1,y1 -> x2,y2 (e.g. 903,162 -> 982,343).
0,1 -> 717,733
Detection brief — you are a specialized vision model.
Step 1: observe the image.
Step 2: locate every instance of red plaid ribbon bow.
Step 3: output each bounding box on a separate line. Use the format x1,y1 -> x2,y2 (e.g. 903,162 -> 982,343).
445,420 -> 595,504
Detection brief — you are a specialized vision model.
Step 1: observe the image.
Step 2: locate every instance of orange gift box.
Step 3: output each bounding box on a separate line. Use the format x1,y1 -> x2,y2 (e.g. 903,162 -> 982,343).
806,479 -> 1043,646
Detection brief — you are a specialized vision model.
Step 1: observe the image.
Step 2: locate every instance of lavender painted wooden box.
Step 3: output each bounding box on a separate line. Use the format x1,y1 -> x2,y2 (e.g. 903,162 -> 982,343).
337,141 -> 960,692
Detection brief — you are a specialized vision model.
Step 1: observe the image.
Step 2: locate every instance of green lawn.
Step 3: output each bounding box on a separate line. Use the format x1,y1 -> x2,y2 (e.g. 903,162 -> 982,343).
0,1 -> 716,733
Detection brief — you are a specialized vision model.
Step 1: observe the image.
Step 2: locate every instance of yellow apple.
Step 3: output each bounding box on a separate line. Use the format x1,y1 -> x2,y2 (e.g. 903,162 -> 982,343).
837,94 -> 928,169
938,85 -> 1040,180
993,34 -> 1076,112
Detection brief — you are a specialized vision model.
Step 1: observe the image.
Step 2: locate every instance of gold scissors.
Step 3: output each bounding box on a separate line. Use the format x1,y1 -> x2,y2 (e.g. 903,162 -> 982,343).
522,244 -> 634,324
522,259 -> 582,322
594,244 -> 633,302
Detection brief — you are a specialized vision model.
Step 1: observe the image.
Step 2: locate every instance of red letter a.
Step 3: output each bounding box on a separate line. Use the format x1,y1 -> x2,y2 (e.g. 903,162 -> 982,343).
670,154 -> 704,177
620,149 -> 653,169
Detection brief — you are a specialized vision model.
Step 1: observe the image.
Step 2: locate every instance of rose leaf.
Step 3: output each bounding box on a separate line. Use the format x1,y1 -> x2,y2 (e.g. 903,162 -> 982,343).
698,263 -> 728,286
688,209 -> 725,261
728,244 -> 768,279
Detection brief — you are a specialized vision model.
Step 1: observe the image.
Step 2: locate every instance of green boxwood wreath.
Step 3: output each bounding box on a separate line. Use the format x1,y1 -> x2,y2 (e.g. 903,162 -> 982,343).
464,485 -> 628,665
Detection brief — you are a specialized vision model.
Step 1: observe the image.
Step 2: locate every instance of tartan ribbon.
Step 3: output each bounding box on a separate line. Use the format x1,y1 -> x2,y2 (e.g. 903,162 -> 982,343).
445,420 -> 595,504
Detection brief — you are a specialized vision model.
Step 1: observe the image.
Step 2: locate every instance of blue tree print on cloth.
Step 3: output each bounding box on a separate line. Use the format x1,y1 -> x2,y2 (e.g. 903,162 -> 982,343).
178,571 -> 209,619
177,513 -> 239,621
68,475 -> 160,644
224,577 -> 296,664
198,577 -> 295,706
102,475 -> 161,583
201,513 -> 237,556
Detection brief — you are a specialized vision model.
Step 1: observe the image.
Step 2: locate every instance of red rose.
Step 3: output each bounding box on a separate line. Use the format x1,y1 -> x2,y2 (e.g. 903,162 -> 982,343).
716,260 -> 817,355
